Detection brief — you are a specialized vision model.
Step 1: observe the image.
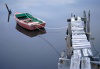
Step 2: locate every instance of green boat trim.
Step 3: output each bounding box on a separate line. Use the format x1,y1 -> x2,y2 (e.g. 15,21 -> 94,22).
15,13 -> 43,24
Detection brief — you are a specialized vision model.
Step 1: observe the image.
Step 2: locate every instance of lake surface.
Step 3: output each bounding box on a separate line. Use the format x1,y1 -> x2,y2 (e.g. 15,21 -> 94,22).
0,0 -> 100,69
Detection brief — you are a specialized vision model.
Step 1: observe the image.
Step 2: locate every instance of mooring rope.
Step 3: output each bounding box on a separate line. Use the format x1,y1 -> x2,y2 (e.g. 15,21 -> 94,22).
38,35 -> 61,57
45,26 -> 67,30
90,36 -> 100,58
37,24 -> 67,30
35,26 -> 61,57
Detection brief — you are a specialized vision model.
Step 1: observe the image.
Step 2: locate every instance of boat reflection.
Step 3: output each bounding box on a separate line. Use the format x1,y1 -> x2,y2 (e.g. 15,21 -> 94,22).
16,24 -> 46,37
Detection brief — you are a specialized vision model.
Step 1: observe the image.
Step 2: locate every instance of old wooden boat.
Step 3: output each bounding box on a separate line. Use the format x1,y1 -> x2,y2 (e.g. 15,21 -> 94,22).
14,12 -> 46,30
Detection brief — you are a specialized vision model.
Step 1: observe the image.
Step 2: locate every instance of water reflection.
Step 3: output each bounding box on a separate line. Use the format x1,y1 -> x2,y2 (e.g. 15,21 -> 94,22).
16,24 -> 46,37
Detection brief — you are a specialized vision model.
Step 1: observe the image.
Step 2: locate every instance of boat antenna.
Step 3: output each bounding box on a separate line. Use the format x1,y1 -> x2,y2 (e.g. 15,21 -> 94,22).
5,3 -> 12,22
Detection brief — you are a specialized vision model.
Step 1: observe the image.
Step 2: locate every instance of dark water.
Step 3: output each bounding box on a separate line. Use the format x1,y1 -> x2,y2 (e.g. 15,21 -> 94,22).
0,0 -> 100,69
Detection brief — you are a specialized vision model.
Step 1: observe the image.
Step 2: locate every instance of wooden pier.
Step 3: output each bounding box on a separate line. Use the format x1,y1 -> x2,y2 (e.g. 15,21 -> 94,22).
69,17 -> 92,69
58,11 -> 100,69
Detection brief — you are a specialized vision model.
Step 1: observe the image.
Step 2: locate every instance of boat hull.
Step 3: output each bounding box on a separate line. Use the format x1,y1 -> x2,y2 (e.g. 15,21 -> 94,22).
14,12 -> 46,30
16,21 -> 45,30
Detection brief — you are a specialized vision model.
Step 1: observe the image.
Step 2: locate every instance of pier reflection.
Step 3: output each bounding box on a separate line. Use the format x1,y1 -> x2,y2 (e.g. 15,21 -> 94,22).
16,24 -> 46,37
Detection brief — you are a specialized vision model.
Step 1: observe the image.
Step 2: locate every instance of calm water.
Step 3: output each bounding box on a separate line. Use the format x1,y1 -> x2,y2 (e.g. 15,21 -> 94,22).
0,0 -> 100,69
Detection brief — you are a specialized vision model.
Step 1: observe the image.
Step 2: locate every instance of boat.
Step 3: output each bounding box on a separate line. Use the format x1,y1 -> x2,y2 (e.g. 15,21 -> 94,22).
14,12 -> 46,30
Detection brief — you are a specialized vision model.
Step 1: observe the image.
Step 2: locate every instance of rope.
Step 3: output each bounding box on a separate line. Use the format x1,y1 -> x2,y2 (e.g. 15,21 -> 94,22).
90,36 -> 100,58
45,26 -> 67,30
91,39 -> 100,63
33,19 -> 67,30
38,36 -> 61,57
34,25 -> 68,57
35,23 -> 67,30
34,26 -> 61,56
34,26 -> 45,33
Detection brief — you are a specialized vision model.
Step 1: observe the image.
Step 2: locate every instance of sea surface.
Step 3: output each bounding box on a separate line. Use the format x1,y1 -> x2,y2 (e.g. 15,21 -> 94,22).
0,0 -> 100,69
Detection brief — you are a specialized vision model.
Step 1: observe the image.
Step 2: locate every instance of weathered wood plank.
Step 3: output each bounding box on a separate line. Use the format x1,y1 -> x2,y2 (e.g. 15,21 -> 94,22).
70,50 -> 81,69
81,57 -> 91,69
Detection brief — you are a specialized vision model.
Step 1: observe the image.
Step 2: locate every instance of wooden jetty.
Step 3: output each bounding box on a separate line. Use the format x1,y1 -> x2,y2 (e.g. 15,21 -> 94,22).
58,11 -> 100,69
69,16 -> 92,69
